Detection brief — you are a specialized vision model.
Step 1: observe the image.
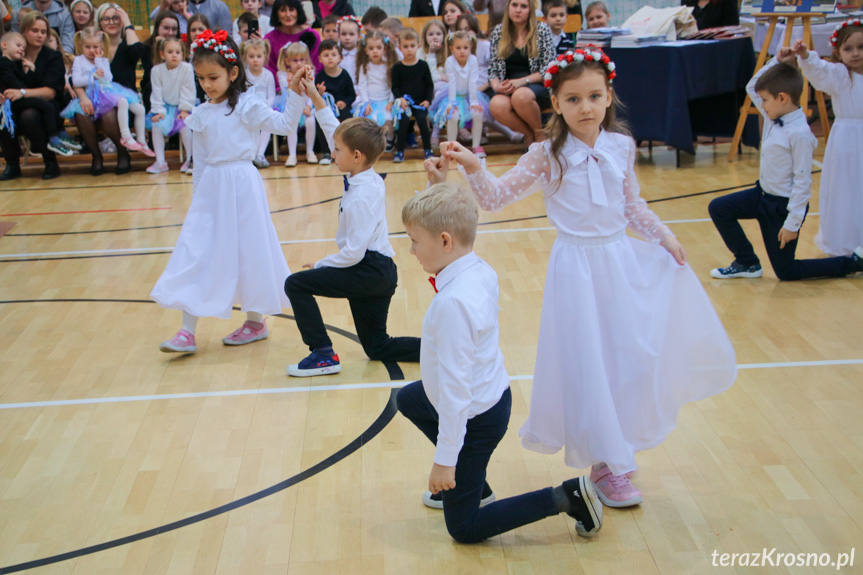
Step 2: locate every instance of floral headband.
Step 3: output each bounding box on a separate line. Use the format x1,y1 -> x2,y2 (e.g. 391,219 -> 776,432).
830,18 -> 862,48
190,29 -> 237,62
337,15 -> 364,34
543,48 -> 616,88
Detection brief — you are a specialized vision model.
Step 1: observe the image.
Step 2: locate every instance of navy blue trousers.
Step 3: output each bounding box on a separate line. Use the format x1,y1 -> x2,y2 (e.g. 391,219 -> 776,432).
709,183 -> 853,281
396,381 -> 557,543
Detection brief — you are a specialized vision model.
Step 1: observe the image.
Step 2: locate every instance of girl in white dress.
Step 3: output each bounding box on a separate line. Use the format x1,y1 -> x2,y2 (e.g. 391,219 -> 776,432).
441,49 -> 736,508
146,37 -> 196,174
429,31 -> 491,157
152,30 -> 292,353
352,30 -> 396,150
241,38 -> 277,168
792,20 -> 863,256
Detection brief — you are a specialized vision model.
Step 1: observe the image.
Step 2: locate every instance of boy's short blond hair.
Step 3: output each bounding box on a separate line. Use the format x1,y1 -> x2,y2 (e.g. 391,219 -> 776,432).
398,27 -> 419,44
380,17 -> 404,34
402,182 -> 479,248
335,117 -> 386,164
1,31 -> 26,47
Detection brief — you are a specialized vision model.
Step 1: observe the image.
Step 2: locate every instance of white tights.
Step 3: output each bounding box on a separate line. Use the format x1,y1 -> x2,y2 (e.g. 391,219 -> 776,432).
447,110 -> 483,148
181,311 -> 265,335
152,126 -> 192,165
287,114 -> 316,158
117,98 -> 147,143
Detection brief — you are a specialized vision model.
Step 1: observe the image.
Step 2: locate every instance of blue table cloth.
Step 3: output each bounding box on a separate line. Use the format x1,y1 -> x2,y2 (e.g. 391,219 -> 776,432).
606,38 -> 760,155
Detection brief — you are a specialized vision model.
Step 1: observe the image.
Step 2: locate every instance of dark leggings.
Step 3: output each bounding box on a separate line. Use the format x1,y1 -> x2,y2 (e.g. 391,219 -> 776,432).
73,110 -> 130,171
0,106 -> 57,165
396,108 -> 432,152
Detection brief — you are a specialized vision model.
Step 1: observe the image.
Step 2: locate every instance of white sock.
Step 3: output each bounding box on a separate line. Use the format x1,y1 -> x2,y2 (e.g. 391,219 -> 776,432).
471,113 -> 483,148
116,98 -> 132,140
257,131 -> 269,157
180,127 -> 192,160
152,131 -> 166,164
304,114 -> 315,151
287,129 -> 298,158
246,311 -> 264,325
130,103 -> 147,144
182,312 -> 199,334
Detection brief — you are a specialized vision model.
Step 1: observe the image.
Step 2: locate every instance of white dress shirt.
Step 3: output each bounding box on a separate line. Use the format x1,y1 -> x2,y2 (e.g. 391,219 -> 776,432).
446,54 -> 479,106
340,47 -> 358,84
747,57 -> 818,232
357,62 -> 393,103
285,90 -> 396,268
70,55 -> 112,88
150,62 -> 197,114
421,252 -> 510,466
246,67 -> 276,107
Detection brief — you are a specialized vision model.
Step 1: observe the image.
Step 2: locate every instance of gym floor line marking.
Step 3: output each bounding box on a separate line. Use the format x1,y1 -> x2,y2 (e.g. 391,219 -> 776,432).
0,390 -> 400,574
1,358 -> 859,411
0,215 -> 821,260
1,207 -> 172,217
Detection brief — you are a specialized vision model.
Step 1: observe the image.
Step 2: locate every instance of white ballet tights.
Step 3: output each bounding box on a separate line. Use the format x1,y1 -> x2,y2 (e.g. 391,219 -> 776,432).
257,131 -> 270,158
287,114 -> 316,158
117,98 -> 147,143
152,127 -> 192,165
447,110 -> 483,148
181,311 -> 264,335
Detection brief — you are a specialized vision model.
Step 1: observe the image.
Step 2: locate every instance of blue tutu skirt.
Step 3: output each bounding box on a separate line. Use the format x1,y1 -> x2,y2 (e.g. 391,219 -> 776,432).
0,99 -> 14,136
429,92 -> 491,129
273,91 -> 287,113
351,99 -> 391,126
61,81 -> 141,120
146,104 -> 187,136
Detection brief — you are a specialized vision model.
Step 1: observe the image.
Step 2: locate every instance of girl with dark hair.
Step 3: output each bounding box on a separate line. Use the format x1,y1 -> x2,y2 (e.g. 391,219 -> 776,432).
140,10 -> 181,110
264,0 -> 321,73
152,30 -> 296,354
680,0 -> 739,30
443,48 -> 736,511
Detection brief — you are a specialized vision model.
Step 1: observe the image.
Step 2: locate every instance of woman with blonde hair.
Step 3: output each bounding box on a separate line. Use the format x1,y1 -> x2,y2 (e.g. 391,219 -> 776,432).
487,0 -> 554,144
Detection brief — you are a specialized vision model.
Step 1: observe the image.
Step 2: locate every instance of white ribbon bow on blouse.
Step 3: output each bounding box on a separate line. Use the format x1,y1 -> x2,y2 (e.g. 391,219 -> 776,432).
566,148 -> 625,207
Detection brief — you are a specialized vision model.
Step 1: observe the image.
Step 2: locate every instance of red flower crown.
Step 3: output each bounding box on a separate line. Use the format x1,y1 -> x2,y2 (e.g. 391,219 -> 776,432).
830,18 -> 862,48
337,15 -> 364,34
190,29 -> 237,62
543,48 -> 616,88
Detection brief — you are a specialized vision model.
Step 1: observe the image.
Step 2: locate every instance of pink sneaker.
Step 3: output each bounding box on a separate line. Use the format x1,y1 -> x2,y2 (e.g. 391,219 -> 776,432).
159,329 -> 197,353
473,146 -> 487,158
120,137 -> 143,152
222,320 -> 269,346
590,463 -> 642,508
138,143 -> 156,158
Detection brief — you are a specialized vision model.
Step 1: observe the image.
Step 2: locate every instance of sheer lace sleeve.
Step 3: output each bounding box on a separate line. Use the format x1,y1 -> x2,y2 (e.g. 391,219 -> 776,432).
460,142 -> 552,212
622,139 -> 673,243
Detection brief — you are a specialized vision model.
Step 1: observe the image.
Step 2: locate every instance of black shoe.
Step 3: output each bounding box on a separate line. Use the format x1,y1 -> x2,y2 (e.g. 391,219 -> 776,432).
90,159 -> 104,176
42,160 -> 61,180
116,162 -> 131,175
562,476 -> 603,538
710,261 -> 763,279
849,247 -> 863,273
0,163 -> 22,181
421,483 -> 495,509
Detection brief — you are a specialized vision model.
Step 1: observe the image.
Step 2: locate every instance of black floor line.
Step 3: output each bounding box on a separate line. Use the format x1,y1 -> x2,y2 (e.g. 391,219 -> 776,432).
0,389 -> 400,574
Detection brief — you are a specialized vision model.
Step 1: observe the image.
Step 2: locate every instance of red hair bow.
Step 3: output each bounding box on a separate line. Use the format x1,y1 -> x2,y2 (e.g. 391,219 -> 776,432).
214,30 -> 229,42
197,29 -> 214,42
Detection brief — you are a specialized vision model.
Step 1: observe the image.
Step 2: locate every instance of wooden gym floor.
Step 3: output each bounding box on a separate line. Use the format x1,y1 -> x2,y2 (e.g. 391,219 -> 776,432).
1,141 -> 862,575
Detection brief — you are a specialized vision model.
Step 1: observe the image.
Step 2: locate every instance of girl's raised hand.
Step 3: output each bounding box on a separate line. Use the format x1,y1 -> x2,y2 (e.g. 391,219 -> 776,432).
777,46 -> 795,63
442,141 -> 482,173
424,154 -> 450,184
791,39 -> 809,59
289,66 -> 307,95
660,236 -> 687,266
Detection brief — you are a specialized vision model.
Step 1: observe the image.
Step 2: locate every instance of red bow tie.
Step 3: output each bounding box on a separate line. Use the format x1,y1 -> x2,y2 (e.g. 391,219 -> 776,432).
428,276 -> 438,293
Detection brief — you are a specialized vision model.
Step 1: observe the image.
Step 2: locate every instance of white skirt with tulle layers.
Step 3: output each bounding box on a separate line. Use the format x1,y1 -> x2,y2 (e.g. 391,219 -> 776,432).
519,231 -> 737,476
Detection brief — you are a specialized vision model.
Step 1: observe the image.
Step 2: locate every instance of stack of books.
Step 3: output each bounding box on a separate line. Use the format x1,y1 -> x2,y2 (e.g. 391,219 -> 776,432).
576,27 -> 631,48
610,34 -> 667,48
686,25 -> 751,40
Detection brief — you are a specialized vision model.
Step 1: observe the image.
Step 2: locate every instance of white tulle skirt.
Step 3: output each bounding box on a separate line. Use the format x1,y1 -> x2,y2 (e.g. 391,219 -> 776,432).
151,160 -> 291,319
519,230 -> 737,476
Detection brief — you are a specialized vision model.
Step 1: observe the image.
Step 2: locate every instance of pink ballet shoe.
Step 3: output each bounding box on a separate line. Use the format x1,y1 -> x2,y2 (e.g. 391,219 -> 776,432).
120,137 -> 143,152
159,329 -> 197,353
138,143 -> 156,158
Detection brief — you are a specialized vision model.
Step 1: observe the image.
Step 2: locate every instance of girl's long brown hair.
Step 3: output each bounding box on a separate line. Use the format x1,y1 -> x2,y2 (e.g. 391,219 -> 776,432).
544,61 -> 629,189
356,30 -> 397,85
498,0 -> 539,60
421,19 -> 448,71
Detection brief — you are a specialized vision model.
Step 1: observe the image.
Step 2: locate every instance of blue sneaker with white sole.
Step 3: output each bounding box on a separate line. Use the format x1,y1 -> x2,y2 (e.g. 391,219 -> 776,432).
286,352 -> 341,377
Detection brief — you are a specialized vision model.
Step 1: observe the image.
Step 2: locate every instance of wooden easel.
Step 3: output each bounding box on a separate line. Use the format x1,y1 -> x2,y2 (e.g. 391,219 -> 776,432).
728,12 -> 831,161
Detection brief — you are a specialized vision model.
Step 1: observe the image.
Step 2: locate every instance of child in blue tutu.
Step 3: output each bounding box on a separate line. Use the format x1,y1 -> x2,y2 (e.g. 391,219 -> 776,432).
352,30 -> 396,151
275,42 -> 317,166
62,26 -> 154,157
146,36 -> 196,174
429,31 -> 490,158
